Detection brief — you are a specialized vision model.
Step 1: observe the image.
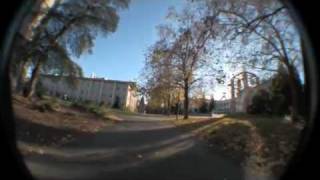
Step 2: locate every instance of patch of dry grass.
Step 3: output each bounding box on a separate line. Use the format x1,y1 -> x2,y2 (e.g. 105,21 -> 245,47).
13,95 -> 113,133
174,114 -> 303,177
13,95 -> 132,156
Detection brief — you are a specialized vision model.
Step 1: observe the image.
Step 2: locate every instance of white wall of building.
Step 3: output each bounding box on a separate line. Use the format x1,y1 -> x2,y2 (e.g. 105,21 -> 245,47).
40,75 -> 138,112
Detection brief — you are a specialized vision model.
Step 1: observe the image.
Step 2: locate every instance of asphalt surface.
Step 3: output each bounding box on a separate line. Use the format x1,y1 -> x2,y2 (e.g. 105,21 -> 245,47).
23,114 -> 249,180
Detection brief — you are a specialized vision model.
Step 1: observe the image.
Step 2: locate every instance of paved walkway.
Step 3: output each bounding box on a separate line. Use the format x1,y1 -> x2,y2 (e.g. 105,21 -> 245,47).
23,115 -> 247,180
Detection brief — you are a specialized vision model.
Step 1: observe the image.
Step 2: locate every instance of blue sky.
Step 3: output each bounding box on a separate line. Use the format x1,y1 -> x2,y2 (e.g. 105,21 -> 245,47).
76,0 -> 185,81
73,0 -> 300,100
74,0 -> 228,99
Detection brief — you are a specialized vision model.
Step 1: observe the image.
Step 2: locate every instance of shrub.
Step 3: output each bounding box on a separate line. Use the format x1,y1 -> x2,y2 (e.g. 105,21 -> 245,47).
199,100 -> 209,113
71,100 -> 107,118
269,94 -> 288,115
99,101 -> 106,107
35,81 -> 46,99
112,96 -> 121,109
34,97 -> 60,112
247,89 -> 272,114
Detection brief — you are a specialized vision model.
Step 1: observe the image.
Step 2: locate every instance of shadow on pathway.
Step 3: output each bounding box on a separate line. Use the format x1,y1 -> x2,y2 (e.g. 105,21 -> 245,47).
20,116 -> 247,180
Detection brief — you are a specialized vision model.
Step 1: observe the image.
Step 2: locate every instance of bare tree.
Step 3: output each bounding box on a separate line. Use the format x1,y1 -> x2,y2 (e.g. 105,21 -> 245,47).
204,0 -> 304,120
141,39 -> 180,114
142,4 -> 224,119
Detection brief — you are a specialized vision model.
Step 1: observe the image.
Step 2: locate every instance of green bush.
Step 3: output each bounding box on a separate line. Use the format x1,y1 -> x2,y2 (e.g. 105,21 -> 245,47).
99,101 -> 106,107
199,100 -> 209,113
269,94 -> 288,115
247,89 -> 272,114
247,67 -> 302,115
35,81 -> 46,99
35,97 -> 60,112
71,100 -> 107,118
112,96 -> 121,109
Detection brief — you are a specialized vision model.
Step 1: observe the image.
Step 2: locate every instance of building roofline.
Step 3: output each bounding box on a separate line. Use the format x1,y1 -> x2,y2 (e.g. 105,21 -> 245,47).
40,74 -> 136,85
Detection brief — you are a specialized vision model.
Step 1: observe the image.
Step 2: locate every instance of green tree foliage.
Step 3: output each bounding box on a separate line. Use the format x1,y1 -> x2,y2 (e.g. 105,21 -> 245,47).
269,65 -> 304,116
208,96 -> 215,112
204,0 -> 304,121
11,0 -> 130,97
142,3 -> 225,119
199,98 -> 209,113
247,89 -> 271,114
248,64 -> 304,116
269,65 -> 291,115
113,96 -> 121,109
138,96 -> 145,113
141,40 -> 182,114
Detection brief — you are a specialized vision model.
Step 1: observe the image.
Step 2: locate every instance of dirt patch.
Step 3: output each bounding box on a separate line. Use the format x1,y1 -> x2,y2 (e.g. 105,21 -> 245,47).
13,95 -> 113,148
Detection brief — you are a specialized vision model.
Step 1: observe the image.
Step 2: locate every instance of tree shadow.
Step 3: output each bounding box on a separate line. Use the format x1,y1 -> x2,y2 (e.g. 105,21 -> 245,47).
18,116 -> 248,180
16,116 -> 219,148
15,117 -> 87,146
25,134 -> 245,180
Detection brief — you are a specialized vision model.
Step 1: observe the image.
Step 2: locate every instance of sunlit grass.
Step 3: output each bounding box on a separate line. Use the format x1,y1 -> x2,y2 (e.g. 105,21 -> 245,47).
174,114 -> 303,176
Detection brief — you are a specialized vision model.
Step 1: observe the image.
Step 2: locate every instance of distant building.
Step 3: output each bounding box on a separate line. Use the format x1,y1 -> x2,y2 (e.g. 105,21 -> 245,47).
189,98 -> 211,113
213,71 -> 273,114
39,75 -> 138,112
213,99 -> 232,113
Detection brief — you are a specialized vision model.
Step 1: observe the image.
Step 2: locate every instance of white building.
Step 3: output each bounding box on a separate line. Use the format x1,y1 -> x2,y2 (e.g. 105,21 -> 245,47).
213,99 -> 232,114
213,71 -> 273,114
39,75 -> 138,112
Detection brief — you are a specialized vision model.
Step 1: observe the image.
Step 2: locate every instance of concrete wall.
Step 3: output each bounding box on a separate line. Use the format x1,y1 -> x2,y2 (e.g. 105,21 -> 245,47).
125,85 -> 138,112
213,99 -> 232,113
39,75 -> 138,112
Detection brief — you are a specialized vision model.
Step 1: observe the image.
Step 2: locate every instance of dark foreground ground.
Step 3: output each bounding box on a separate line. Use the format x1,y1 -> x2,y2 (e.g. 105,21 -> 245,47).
19,114 -> 255,180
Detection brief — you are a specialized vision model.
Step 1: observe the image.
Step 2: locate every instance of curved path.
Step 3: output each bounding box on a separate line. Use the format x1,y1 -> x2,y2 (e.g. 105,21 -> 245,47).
23,114 -> 247,180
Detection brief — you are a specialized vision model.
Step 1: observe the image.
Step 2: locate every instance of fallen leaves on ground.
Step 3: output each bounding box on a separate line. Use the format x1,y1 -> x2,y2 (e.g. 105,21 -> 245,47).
13,95 -> 115,149
174,114 -> 303,177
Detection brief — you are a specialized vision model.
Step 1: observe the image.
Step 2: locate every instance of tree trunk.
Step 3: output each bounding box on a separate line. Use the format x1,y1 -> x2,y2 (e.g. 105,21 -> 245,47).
167,94 -> 171,116
24,59 -> 42,98
15,60 -> 28,94
300,37 -> 308,118
286,63 -> 301,122
280,54 -> 301,122
183,80 -> 189,119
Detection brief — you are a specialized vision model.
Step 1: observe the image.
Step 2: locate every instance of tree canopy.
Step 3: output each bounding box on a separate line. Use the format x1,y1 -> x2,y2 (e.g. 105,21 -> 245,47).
141,0 -> 304,120
11,0 -> 130,97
